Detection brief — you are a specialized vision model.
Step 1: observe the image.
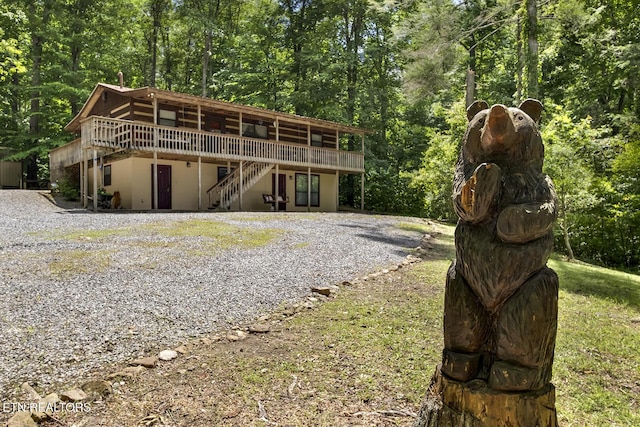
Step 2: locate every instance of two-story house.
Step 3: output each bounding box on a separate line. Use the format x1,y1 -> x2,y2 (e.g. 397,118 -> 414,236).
50,83 -> 368,211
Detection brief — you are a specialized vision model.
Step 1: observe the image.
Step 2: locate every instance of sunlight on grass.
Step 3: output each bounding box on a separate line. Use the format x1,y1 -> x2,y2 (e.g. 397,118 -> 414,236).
396,221 -> 433,234
143,219 -> 283,249
551,258 -> 640,426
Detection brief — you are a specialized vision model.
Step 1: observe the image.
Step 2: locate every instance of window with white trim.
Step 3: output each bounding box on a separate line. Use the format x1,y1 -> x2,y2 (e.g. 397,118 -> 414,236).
295,173 -> 319,207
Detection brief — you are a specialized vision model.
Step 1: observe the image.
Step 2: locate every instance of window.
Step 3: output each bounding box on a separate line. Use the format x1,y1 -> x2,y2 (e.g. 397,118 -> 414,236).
158,109 -> 176,127
311,133 -> 323,147
295,173 -> 319,207
103,165 -> 112,186
242,122 -> 269,139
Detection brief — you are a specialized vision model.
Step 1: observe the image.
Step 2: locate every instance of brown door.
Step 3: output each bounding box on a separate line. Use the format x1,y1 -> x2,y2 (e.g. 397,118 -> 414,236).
151,164 -> 172,209
271,173 -> 286,211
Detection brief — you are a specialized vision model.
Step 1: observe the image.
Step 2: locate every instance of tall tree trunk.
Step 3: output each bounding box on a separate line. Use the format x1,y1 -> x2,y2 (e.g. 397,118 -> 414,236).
559,196 -> 575,260
151,11 -> 159,87
526,0 -> 538,98
202,30 -> 211,97
27,1 -> 51,188
70,46 -> 82,116
516,13 -> 524,101
343,5 -> 364,208
465,34 -> 476,106
163,28 -> 172,91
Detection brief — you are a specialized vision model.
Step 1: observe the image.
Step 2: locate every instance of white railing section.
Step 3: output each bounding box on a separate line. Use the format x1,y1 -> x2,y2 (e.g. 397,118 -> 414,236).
80,116 -> 364,172
207,162 -> 274,210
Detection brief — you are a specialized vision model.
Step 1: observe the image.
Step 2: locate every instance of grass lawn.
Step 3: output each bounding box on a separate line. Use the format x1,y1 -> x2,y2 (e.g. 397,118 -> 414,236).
52,221 -> 639,426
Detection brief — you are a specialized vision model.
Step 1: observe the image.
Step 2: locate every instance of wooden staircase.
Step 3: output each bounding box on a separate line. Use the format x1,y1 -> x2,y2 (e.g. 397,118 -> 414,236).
207,162 -> 275,210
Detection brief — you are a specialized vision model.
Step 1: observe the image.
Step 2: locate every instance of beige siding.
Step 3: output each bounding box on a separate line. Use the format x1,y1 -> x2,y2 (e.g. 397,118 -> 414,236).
125,158 -> 219,210
233,170 -> 337,212
89,157 -> 338,212
0,161 -> 22,188
103,158 -> 133,209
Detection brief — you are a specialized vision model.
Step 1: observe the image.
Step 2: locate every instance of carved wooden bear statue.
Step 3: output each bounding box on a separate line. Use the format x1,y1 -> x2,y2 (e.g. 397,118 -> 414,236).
441,99 -> 559,392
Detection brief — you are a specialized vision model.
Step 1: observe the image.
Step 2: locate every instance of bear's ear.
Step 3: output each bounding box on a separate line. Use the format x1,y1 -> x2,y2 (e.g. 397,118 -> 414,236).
466,100 -> 488,121
518,98 -> 543,123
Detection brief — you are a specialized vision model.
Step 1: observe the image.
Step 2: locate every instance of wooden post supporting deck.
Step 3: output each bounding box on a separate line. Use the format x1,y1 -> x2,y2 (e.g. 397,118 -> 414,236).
239,161 -> 243,211
152,94 -> 158,210
92,149 -> 98,211
197,105 -> 202,210
275,164 -> 279,212
82,149 -> 88,208
198,156 -> 202,210
308,167 -> 311,212
336,170 -> 339,212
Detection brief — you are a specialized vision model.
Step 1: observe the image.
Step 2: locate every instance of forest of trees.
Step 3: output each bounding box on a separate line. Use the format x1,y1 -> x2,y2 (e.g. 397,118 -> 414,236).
0,0 -> 638,270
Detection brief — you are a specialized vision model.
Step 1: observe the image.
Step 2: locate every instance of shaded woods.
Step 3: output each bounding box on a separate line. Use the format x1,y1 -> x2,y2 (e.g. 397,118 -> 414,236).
0,0 -> 638,269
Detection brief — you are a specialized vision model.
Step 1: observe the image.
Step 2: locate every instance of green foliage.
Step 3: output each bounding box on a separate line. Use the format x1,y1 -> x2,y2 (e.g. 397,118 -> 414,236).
408,102 -> 467,221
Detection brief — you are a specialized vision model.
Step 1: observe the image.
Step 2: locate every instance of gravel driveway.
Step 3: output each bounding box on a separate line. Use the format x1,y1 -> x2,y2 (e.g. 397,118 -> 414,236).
0,190 -> 426,399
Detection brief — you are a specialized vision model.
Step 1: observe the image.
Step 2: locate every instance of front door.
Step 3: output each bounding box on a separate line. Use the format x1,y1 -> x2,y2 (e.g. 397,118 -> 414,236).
271,173 -> 286,211
152,164 -> 172,209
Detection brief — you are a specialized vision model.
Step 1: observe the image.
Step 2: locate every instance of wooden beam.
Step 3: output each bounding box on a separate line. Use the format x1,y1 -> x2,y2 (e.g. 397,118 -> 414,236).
198,156 -> 202,210
275,165 -> 279,212
239,161 -> 243,211
361,172 -> 365,212
82,149 -> 88,208
307,167 -> 311,212
336,170 -> 339,212
92,149 -> 98,211
152,93 -> 158,210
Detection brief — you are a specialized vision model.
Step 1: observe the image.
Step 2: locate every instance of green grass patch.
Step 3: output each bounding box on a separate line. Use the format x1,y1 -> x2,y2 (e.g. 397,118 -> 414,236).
48,249 -> 111,278
142,219 -> 283,250
396,221 -> 433,235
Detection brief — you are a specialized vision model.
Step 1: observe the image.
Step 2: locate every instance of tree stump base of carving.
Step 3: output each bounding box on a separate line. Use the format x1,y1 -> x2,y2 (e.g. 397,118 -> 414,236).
414,367 -> 558,427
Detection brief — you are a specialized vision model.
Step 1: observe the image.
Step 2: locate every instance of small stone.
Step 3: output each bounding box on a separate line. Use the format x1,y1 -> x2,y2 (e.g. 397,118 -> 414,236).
7,411 -> 37,427
130,356 -> 158,368
174,345 -> 188,354
81,380 -> 112,399
258,315 -> 271,322
248,324 -> 270,334
227,330 -> 247,341
158,350 -> 178,361
21,382 -> 41,400
115,365 -> 146,377
60,387 -> 88,402
307,296 -> 319,303
282,308 -> 296,317
389,265 -> 399,271
382,269 -> 390,274
341,280 -> 353,286
177,369 -> 187,375
31,393 -> 60,422
201,338 -> 213,345
311,286 -> 331,296
302,301 -> 315,309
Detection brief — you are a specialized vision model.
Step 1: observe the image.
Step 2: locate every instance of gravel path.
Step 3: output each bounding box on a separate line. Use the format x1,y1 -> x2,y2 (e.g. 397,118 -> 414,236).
0,190 -> 426,399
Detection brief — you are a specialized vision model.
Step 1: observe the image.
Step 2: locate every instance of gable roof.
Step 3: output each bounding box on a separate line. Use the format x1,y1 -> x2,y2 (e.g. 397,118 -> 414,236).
65,83 -> 371,135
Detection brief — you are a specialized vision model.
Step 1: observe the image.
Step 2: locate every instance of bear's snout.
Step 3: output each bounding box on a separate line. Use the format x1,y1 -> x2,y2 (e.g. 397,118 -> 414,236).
481,104 -> 515,151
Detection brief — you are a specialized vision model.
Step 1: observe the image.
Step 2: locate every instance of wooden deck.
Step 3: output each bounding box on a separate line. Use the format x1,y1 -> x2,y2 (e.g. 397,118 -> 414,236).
80,116 -> 364,173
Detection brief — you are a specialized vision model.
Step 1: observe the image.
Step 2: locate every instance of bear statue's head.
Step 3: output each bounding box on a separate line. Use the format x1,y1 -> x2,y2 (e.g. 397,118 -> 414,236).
463,99 -> 544,173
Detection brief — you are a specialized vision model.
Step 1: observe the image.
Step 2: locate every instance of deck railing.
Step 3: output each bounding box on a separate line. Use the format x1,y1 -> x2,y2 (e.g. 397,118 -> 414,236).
80,116 -> 364,172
